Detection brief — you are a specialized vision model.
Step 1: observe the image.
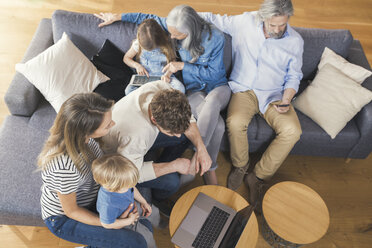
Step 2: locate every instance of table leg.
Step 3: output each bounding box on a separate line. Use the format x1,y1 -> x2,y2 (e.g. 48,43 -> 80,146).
261,216 -> 302,248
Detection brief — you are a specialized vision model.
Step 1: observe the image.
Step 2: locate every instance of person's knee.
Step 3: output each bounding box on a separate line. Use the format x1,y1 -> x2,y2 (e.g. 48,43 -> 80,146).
216,118 -> 225,134
280,122 -> 302,143
161,173 -> 180,195
131,232 -> 148,248
226,114 -> 247,133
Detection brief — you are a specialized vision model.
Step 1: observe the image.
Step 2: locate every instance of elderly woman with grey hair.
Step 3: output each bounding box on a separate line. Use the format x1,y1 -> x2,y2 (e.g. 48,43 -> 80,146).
96,5 -> 231,185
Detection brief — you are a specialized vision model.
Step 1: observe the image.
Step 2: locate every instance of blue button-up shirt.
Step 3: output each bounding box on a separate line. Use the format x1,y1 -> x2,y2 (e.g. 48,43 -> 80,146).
199,11 -> 304,113
121,13 -> 228,93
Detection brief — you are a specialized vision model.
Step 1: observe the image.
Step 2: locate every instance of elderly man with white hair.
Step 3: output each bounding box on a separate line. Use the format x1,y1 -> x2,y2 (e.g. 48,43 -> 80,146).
199,0 -> 304,207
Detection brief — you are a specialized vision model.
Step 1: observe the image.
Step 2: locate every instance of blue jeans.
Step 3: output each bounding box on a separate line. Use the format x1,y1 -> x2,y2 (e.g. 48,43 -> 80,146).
44,215 -> 148,248
138,132 -> 190,201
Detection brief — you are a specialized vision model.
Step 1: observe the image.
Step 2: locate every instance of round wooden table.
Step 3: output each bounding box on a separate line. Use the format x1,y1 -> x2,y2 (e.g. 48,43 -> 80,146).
262,181 -> 330,247
169,185 -> 259,248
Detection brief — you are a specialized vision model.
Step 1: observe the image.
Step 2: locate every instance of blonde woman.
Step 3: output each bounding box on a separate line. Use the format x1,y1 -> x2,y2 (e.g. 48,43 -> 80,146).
38,93 -> 150,248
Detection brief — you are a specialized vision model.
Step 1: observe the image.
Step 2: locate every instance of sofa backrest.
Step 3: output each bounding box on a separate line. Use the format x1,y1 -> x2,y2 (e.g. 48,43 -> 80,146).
52,10 -> 138,59
52,10 -> 234,76
293,27 -> 353,80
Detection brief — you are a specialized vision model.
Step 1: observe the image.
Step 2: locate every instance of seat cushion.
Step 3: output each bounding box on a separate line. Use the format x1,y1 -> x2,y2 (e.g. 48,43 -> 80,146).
0,116 -> 49,226
292,111 -> 360,157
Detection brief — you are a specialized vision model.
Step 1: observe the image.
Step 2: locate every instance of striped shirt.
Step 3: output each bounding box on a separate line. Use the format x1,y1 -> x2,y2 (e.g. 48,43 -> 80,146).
40,138 -> 102,220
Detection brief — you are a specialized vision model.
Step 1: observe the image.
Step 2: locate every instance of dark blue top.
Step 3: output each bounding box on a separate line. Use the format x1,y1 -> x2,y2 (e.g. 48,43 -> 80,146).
96,187 -> 134,224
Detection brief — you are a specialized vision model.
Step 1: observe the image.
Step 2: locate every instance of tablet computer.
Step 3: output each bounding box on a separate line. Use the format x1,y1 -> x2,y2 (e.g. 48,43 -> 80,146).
129,74 -> 162,86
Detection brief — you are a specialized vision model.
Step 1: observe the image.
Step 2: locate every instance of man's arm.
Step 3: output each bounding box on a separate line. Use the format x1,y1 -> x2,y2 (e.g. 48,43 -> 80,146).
184,122 -> 212,175
153,158 -> 191,177
275,36 -> 304,113
198,12 -> 237,35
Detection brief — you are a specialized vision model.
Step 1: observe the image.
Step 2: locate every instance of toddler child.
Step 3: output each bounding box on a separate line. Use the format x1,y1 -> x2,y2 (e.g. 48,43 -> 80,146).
124,18 -> 185,95
92,153 -> 152,229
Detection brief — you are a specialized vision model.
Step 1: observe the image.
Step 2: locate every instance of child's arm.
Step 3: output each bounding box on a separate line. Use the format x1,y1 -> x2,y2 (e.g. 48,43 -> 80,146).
123,46 -> 149,77
101,211 -> 139,229
134,187 -> 152,217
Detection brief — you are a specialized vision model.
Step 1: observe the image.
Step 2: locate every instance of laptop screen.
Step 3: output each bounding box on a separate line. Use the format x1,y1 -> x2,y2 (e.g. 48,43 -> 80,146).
218,205 -> 254,248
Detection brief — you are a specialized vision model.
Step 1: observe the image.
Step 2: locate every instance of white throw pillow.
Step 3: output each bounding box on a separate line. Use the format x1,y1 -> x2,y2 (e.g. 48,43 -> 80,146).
16,32 -> 109,112
318,47 -> 372,84
293,64 -> 372,139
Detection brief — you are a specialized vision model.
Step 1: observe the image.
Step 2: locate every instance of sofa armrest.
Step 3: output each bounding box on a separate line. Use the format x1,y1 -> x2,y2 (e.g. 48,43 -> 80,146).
347,40 -> 372,158
4,18 -> 53,117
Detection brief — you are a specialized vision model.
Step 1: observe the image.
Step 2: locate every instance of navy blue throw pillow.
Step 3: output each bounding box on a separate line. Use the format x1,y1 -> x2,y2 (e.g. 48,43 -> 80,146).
92,39 -> 134,102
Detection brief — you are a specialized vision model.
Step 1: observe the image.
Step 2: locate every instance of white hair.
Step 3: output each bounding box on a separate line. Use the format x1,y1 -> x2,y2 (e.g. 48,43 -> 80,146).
257,0 -> 294,23
166,5 -> 212,63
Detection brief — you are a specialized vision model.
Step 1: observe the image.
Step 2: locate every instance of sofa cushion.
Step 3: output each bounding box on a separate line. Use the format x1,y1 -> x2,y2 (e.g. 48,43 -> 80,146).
292,111 -> 360,157
0,116 -> 49,226
293,27 -> 353,81
15,32 -> 109,112
293,63 -> 372,139
52,10 -> 138,59
319,47 -> 371,84
93,39 -> 134,102
29,99 -> 56,131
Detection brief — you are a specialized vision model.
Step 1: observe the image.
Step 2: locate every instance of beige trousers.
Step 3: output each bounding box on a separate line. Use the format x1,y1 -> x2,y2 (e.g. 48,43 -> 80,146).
226,90 -> 302,180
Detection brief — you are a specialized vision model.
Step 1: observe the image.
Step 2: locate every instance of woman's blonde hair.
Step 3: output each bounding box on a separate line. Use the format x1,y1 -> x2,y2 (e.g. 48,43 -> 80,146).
136,18 -> 177,63
92,153 -> 139,192
37,93 -> 114,171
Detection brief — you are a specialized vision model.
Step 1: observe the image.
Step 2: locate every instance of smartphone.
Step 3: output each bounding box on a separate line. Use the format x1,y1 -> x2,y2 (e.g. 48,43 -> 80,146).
276,104 -> 290,107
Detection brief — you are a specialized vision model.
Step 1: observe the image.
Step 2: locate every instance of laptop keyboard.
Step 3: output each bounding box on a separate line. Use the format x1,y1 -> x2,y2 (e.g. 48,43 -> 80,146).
192,206 -> 230,248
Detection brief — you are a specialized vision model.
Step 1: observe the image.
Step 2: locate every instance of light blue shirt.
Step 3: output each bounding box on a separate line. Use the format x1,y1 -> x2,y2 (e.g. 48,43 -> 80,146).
96,187 -> 134,224
121,13 -> 228,93
199,11 -> 304,113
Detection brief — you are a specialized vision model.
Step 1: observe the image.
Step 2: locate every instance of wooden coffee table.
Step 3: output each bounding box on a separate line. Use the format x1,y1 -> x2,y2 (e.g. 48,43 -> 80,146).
169,185 -> 258,248
262,181 -> 330,247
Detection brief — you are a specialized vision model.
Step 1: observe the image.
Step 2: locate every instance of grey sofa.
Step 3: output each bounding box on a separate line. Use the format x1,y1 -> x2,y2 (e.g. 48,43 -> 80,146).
1,10 -> 371,227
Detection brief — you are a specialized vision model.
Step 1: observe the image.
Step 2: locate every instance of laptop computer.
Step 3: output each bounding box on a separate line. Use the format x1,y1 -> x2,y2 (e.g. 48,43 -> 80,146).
171,192 -> 254,248
129,74 -> 161,86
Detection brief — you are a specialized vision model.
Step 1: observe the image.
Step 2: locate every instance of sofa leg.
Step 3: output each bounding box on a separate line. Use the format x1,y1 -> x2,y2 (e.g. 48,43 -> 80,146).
345,158 -> 352,163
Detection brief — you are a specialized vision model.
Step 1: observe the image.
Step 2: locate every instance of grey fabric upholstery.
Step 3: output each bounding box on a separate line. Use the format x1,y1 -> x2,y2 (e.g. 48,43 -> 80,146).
52,10 -> 137,59
0,116 -> 48,226
1,10 -> 371,228
5,19 -> 54,117
293,27 -> 353,80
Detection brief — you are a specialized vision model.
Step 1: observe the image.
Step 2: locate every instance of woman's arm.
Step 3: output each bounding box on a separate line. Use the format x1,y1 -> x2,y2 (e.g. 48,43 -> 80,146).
58,192 -> 138,229
134,187 -> 152,217
57,192 -> 101,226
101,212 -> 138,229
95,12 -> 168,32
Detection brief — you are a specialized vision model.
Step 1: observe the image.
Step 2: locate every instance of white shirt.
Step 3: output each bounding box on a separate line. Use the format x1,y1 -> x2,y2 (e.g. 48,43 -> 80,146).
199,11 -> 304,113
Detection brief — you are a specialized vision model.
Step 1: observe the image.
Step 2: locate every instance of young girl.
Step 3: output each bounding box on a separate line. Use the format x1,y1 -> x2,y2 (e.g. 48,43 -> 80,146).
123,18 -> 185,95
38,93 -> 152,248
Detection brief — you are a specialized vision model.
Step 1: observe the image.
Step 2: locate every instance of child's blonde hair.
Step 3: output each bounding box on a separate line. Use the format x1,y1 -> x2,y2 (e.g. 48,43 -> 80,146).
136,18 -> 177,63
92,153 -> 139,192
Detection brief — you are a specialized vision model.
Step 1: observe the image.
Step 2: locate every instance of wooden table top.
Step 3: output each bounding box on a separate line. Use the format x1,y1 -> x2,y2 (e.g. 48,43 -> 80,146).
169,185 -> 258,248
262,181 -> 330,244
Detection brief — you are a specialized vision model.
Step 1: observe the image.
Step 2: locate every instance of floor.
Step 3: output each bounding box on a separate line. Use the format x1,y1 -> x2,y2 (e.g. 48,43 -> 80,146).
0,0 -> 371,247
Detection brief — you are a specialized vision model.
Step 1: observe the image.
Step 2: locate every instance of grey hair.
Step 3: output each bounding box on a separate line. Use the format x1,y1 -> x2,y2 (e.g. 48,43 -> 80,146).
257,0 -> 294,23
166,5 -> 212,63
